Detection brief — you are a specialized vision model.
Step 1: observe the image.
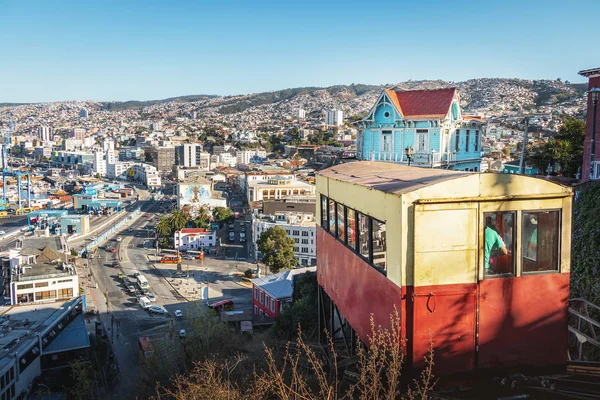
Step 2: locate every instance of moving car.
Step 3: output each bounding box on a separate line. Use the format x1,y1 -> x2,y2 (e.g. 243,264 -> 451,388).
229,231 -> 235,242
174,309 -> 183,318
0,230 -> 5,235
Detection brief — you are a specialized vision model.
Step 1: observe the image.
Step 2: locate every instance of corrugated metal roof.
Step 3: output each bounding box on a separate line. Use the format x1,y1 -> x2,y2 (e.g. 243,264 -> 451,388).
317,161 -> 471,195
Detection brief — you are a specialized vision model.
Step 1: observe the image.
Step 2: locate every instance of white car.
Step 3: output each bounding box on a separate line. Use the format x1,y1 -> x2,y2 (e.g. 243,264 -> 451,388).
116,236 -> 123,242
0,230 -> 5,235
179,329 -> 186,338
174,309 -> 183,318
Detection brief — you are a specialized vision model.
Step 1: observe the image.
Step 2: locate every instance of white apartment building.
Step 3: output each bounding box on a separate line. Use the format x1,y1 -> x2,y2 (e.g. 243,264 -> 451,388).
236,149 -> 267,166
8,248 -> 79,306
103,139 -> 115,152
63,138 -> 82,151
132,163 -> 161,188
37,126 -> 53,142
217,153 -> 237,167
325,109 -> 344,126
252,212 -> 316,266
213,145 -> 235,156
247,176 -> 315,203
297,109 -> 306,120
93,151 -> 107,176
107,161 -> 132,179
174,228 -> 217,251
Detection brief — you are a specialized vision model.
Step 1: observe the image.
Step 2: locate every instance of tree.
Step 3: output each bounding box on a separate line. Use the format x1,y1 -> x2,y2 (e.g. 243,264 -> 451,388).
156,217 -> 172,238
71,359 -> 97,400
502,147 -> 511,157
212,207 -> 234,224
169,210 -> 189,231
531,116 -> 585,177
95,173 -> 101,180
127,168 -> 135,181
257,226 -> 296,273
193,213 -> 210,229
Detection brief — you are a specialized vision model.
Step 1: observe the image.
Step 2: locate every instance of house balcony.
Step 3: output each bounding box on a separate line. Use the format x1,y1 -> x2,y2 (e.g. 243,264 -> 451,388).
360,151 -> 456,167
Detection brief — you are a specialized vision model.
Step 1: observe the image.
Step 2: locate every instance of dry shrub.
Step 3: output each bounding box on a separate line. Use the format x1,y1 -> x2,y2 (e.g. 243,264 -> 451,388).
154,308 -> 436,400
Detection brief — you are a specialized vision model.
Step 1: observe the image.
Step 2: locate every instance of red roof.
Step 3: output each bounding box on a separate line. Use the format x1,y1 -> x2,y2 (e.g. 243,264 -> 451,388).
385,87 -> 456,118
179,228 -> 212,234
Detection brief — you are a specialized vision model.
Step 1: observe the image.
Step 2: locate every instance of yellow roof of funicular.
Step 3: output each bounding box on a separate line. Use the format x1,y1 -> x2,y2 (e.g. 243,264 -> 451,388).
318,161 -> 572,200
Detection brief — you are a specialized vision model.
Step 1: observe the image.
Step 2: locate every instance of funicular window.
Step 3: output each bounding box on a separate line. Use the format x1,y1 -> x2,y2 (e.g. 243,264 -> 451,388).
328,199 -> 336,234
484,212 -> 515,277
320,195 -> 328,228
358,213 -> 370,260
336,203 -> 345,242
372,218 -> 387,272
522,211 -> 560,273
346,208 -> 356,250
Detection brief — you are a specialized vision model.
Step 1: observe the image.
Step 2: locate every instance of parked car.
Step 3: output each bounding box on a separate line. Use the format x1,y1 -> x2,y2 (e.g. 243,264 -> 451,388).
148,306 -> 166,315
116,236 -> 123,242
174,309 -> 183,318
228,223 -> 235,230
128,228 -> 134,232
184,255 -> 195,260
112,260 -> 119,267
111,248 -> 117,253
0,230 -> 5,235
179,329 -> 186,338
147,292 -> 156,302
127,284 -> 137,294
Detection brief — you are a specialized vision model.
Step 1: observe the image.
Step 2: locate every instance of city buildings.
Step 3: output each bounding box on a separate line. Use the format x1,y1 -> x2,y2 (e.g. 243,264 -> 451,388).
252,210 -> 316,266
250,266 -> 316,318
578,67 -> 600,180
174,228 -> 217,251
176,176 -> 227,211
297,108 -> 306,120
151,146 -> 176,174
79,107 -> 89,118
247,175 -> 315,203
325,109 -> 343,126
131,163 -> 161,188
175,143 -> 204,167
356,88 -> 485,171
71,128 -> 86,140
37,126 -> 53,142
315,161 -> 572,373
236,149 -> 267,166
6,247 -> 78,305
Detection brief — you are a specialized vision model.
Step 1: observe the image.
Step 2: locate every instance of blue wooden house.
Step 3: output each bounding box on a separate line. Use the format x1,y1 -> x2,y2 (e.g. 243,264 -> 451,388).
357,88 -> 484,171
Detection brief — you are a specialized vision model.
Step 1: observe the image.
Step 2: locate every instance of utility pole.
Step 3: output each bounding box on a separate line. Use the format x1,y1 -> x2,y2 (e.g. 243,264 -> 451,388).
519,117 -> 529,174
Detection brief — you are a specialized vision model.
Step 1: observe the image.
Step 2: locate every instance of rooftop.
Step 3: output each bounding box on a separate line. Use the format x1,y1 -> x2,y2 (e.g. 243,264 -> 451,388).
384,87 -> 457,119
250,267 -> 317,299
318,161 -> 470,196
578,67 -> 600,77
178,228 -> 215,235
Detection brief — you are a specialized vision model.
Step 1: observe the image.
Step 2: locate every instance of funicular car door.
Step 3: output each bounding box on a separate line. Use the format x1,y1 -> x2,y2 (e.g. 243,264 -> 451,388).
411,203 -> 477,373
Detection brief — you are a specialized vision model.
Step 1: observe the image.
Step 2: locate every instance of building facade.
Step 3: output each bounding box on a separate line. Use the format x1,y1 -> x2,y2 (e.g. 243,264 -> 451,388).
325,110 -> 344,126
151,146 -> 176,174
175,144 -> 204,167
247,176 -> 315,203
37,126 -> 53,142
174,228 -> 217,250
357,88 -> 485,171
251,267 -> 316,318
236,149 -> 267,166
252,211 -> 316,266
578,67 -> 600,180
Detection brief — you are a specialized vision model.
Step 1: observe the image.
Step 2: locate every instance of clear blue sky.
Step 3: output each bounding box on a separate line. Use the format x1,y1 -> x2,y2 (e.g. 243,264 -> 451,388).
0,0 -> 597,103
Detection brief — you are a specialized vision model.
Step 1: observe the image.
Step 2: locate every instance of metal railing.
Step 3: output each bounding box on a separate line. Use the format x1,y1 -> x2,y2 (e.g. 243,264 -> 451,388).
568,297 -> 600,362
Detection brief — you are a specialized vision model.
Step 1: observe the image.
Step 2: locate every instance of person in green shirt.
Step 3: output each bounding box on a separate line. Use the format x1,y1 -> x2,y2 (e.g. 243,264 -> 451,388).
526,215 -> 538,260
484,217 -> 508,272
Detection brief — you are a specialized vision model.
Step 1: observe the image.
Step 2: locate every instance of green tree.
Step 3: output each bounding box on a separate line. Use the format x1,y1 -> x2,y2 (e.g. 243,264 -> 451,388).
272,271 -> 318,340
95,173 -> 101,180
192,212 -> 210,229
530,116 -> 585,177
70,359 -> 97,400
212,206 -> 234,224
257,226 -> 296,273
156,217 -> 172,238
169,210 -> 189,231
127,167 -> 135,181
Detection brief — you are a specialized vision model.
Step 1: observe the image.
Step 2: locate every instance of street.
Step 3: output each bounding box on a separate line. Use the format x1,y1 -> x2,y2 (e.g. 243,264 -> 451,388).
85,195 -> 253,398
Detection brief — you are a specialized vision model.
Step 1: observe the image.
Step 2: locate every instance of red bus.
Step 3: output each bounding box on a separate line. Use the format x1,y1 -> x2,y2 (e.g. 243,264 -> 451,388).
160,255 -> 181,264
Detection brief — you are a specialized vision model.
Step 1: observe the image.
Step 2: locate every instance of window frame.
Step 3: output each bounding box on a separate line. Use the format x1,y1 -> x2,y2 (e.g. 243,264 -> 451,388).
482,211 -> 516,279
465,129 -> 470,152
520,209 -> 561,275
455,129 -> 460,152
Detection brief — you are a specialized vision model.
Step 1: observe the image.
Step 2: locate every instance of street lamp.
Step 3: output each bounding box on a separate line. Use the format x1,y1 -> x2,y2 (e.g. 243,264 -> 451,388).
404,146 -> 415,166
589,86 -> 600,180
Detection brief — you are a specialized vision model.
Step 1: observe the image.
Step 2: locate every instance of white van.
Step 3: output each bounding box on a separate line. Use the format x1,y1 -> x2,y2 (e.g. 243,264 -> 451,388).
139,296 -> 152,310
